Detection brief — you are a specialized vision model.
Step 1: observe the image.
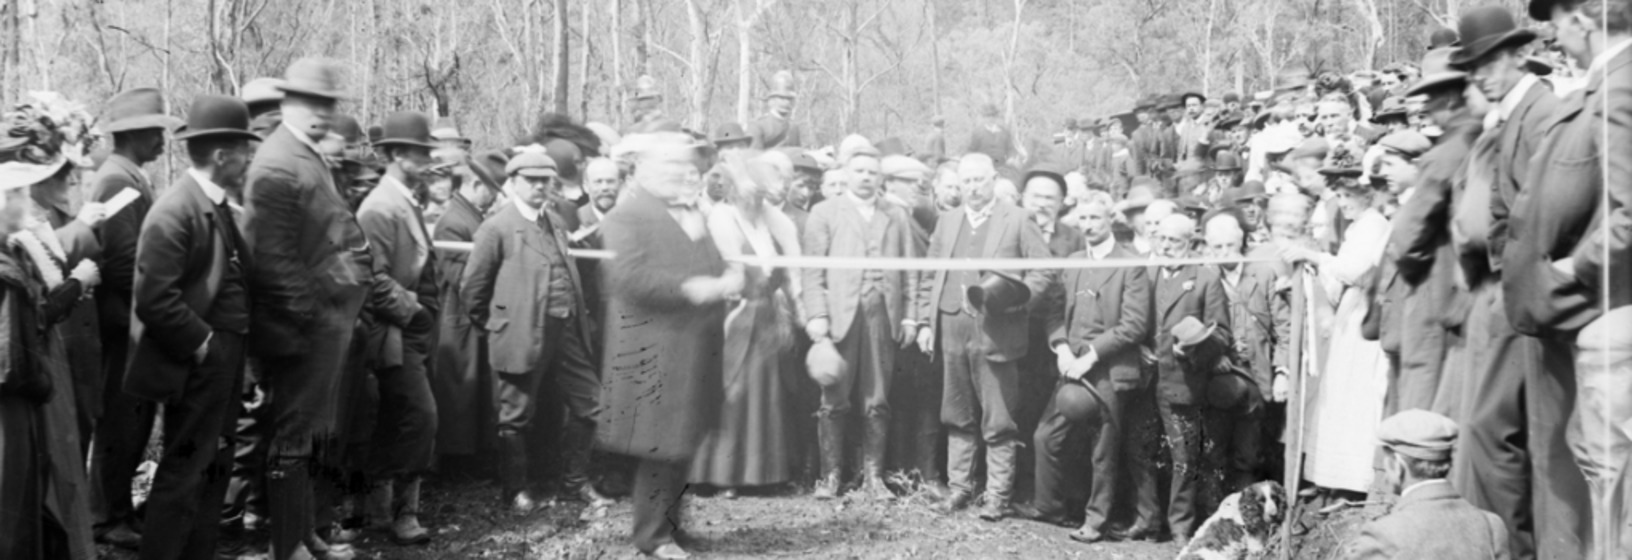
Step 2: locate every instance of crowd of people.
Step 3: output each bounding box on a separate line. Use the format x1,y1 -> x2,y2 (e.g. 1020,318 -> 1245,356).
0,1 -> 1625,560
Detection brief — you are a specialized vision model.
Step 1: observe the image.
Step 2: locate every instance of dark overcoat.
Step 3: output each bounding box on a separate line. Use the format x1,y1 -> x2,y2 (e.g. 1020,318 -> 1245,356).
432,194 -> 490,454
1150,264 -> 1230,405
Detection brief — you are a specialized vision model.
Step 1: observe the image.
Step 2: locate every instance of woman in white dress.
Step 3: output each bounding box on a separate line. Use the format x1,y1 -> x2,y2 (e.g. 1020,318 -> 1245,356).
1281,165 -> 1392,496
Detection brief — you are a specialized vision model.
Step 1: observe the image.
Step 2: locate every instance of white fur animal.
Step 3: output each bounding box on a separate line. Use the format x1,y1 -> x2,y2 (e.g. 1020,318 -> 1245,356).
1176,480 -> 1286,560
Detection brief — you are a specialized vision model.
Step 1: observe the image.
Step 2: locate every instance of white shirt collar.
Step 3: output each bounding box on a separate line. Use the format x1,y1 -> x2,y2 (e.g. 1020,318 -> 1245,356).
966,200 -> 995,226
378,174 -> 416,203
846,190 -> 878,216
187,168 -> 228,206
282,121 -> 326,157
1588,38 -> 1632,78
1089,235 -> 1116,260
512,196 -> 542,222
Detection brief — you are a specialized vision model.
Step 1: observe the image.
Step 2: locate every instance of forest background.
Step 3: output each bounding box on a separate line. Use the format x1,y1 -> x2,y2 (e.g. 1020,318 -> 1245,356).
1,0 -> 1535,154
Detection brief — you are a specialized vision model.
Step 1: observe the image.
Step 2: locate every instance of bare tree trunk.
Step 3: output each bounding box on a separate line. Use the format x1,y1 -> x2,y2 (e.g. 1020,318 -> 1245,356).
580,0 -> 592,119
735,0 -> 752,125
611,0 -> 623,128
928,0 -> 941,117
1003,0 -> 1025,130
553,0 -> 571,114
635,0 -> 651,77
163,0 -> 173,187
1202,0 -> 1218,94
685,0 -> 708,129
1350,0 -> 1384,68
2,0 -> 16,100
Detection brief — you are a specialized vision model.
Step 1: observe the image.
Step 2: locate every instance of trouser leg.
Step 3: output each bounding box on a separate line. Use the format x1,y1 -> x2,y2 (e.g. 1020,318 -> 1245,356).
940,313 -> 980,496
267,455 -> 314,560
547,318 -> 602,494
631,458 -> 687,553
222,371 -> 267,535
975,357 -> 1021,506
851,296 -> 894,495
1031,383 -> 1079,517
1123,385 -> 1162,527
138,332 -> 245,560
1455,287 -> 1539,559
91,355 -> 158,533
1532,335 -> 1589,560
1158,397 -> 1202,537
1569,307 -> 1632,560
365,363 -> 438,479
1084,380 -> 1124,530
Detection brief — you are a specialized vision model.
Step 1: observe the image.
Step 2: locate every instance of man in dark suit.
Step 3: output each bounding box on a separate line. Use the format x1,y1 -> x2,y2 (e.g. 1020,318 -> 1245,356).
354,111 -> 444,545
801,142 -> 919,501
913,153 -> 1056,521
85,87 -> 180,548
1014,161 -> 1084,506
1201,212 -> 1273,497
1449,7 -> 1585,559
574,156 -> 620,328
462,151 -> 611,512
430,150 -> 504,461
1129,212 -> 1229,542
596,133 -> 741,560
241,57 -> 373,560
125,94 -> 256,560
1018,191 -> 1149,543
1509,2 -> 1631,556
1343,410 -> 1511,560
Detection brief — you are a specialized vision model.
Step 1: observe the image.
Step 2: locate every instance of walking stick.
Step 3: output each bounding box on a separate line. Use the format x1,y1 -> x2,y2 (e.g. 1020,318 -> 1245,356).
1280,266 -> 1318,560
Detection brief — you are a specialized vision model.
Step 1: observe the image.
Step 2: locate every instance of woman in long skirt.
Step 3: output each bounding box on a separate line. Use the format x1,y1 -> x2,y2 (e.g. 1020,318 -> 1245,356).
689,152 -> 802,492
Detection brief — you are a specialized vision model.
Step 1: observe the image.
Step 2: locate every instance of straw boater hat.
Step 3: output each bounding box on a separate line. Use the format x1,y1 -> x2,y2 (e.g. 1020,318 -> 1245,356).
102,88 -> 184,134
0,93 -> 100,191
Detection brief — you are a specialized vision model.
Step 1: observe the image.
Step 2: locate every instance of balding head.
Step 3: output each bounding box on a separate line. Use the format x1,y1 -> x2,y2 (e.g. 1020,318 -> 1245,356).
1154,213 -> 1197,259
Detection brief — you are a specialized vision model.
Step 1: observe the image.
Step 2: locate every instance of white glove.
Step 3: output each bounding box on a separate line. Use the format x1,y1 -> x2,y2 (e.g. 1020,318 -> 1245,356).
70,260 -> 100,287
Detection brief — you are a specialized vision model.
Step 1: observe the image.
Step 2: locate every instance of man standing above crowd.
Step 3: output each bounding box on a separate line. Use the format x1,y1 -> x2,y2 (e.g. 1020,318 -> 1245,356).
355,111 -> 444,545
916,153 -> 1055,521
1020,190 -> 1149,544
241,57 -> 374,560
750,71 -> 803,149
966,104 -> 1017,166
801,140 -> 918,501
1509,1 -> 1631,557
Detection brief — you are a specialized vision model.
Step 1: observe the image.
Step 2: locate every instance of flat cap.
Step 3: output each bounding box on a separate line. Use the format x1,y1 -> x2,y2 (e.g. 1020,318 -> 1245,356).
1378,409 -> 1459,462
882,154 -> 930,181
1377,130 -> 1433,158
505,151 -> 558,178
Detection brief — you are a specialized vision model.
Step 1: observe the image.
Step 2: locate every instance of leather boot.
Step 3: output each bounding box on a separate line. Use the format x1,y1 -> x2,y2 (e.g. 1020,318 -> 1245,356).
363,481 -> 393,530
812,414 -> 844,500
266,458 -> 315,560
915,407 -> 947,498
562,420 -> 614,508
390,478 -> 432,545
859,413 -> 895,501
498,431 -> 539,512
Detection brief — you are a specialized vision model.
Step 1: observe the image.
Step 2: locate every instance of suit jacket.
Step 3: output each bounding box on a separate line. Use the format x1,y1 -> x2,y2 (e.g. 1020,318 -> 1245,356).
242,124 -> 373,358
357,177 -> 439,367
1505,45 -> 1632,335
1221,259 -> 1280,395
461,201 -> 592,374
89,154 -> 147,332
801,194 -> 919,342
1486,78 -> 1559,276
127,172 -> 249,401
1048,244 -> 1151,390
1344,481 -> 1510,560
575,203 -> 604,249
749,113 -> 802,149
915,201 -> 1057,362
1150,263 -> 1230,405
595,190 -> 726,461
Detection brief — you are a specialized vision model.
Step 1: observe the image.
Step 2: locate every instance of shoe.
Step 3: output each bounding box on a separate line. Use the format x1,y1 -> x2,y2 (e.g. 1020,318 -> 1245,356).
391,514 -> 432,545
978,498 -> 1014,522
937,490 -> 975,514
318,524 -> 359,544
1067,523 -> 1104,543
644,542 -> 692,559
304,533 -> 355,560
1012,503 -> 1070,527
97,523 -> 143,549
578,483 -> 616,508
1108,521 -> 1160,542
859,414 -> 896,501
509,490 -> 545,514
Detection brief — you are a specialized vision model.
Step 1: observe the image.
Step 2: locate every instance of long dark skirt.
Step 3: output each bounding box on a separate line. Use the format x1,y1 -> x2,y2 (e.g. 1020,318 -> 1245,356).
689,294 -> 793,487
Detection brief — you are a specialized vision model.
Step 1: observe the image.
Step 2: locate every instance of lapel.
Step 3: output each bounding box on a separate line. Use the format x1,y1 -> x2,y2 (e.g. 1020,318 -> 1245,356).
982,203 -> 1012,258
941,207 -> 971,259
380,176 -> 430,253
1158,264 -> 1197,322
174,173 -> 229,279
512,202 -> 552,258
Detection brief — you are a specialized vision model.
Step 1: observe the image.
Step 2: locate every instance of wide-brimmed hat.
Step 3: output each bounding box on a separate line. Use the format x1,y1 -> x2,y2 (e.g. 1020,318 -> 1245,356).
1406,48 -> 1469,97
469,150 -> 511,191
1022,159 -> 1071,190
1214,111 -> 1245,130
966,270 -> 1030,314
1224,180 -> 1268,204
712,123 -> 752,147
275,57 -> 350,100
1449,7 -> 1536,67
1180,91 -> 1207,106
173,95 -> 261,142
1,94 -> 99,190
102,88 -> 184,133
372,111 -> 438,150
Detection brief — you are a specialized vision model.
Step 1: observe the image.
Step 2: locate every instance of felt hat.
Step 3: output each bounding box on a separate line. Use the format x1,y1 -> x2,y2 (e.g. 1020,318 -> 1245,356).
1214,111 -> 1245,130
505,150 -> 557,178
1180,91 -> 1207,105
838,134 -> 880,162
372,111 -> 438,150
1319,142 -> 1366,178
173,95 -> 261,142
1118,181 -> 1158,214
1229,180 -> 1268,204
790,150 -> 823,172
432,117 -> 472,147
1378,409 -> 1459,461
966,270 -> 1030,314
1372,96 -> 1411,122
1054,381 -> 1106,425
331,115 -> 365,145
1022,159 -> 1071,191
1206,368 -> 1262,413
1222,92 -> 1242,104
1450,7 -> 1537,67
1428,27 -> 1461,50
241,78 -> 285,111
1527,0 -> 1564,21
882,154 -> 930,181
1249,110 -> 1275,131
712,123 -> 752,147
1287,137 -> 1331,161
1175,196 -> 1210,218
1406,48 -> 1469,97
1212,150 -> 1244,172
1377,130 -> 1433,159
1172,316 -> 1215,348
766,70 -> 798,100
633,75 -> 662,100
469,150 -> 511,192
805,339 -> 848,387
1523,55 -> 1555,76
102,88 -> 183,133
1159,94 -> 1185,110
367,125 -> 384,144
274,57 -> 350,100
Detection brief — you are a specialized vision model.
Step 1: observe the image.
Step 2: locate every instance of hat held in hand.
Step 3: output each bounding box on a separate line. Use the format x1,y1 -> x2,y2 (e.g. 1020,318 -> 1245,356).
966,270 -> 1030,315
1055,380 -> 1106,425
806,339 -> 848,388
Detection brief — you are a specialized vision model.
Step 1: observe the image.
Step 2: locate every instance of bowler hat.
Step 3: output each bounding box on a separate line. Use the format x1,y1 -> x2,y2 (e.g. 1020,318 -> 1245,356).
173,95 -> 261,142
1212,150 -> 1244,172
469,150 -> 510,192
766,70 -> 799,100
1378,409 -> 1459,462
1022,159 -> 1071,191
712,123 -> 752,147
1450,7 -> 1536,67
805,339 -> 848,388
1406,48 -> 1469,97
1233,180 -> 1267,203
1428,27 -> 1461,50
505,151 -> 558,178
966,270 -> 1030,314
1180,91 -> 1207,106
372,111 -> 438,150
1054,382 -> 1106,425
102,88 -> 184,133
275,57 -> 350,100
331,115 -> 365,145
1527,0 -> 1564,21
